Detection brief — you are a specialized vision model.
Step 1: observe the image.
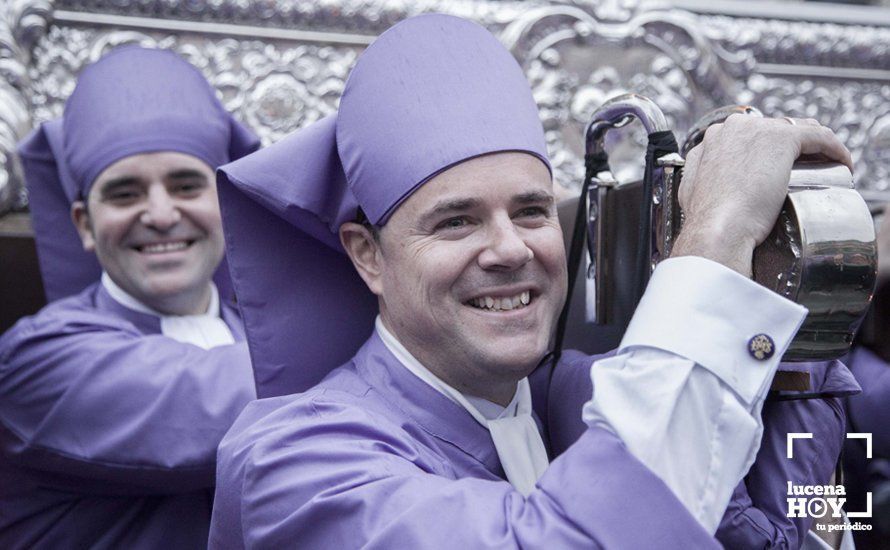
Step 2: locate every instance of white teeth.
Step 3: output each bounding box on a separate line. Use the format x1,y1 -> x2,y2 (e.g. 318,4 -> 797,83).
142,241 -> 189,254
470,291 -> 533,312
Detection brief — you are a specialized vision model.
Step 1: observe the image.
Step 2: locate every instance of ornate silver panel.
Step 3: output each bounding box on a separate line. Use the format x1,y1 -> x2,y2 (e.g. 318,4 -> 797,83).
27,25 -> 362,144
3,0 -> 890,212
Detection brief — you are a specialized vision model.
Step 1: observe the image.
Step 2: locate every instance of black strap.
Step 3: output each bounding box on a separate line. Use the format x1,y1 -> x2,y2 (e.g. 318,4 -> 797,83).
836,442 -> 844,488
540,149 -> 608,439
767,391 -> 848,402
546,150 -> 609,369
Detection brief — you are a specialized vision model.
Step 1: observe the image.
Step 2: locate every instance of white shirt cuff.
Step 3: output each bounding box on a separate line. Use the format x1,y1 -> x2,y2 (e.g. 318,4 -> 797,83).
619,256 -> 808,406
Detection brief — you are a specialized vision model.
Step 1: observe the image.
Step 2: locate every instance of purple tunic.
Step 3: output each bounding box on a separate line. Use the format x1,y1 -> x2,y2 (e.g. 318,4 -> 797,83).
210,333 -> 719,549
0,283 -> 255,548
843,347 -> 890,546
715,361 -> 859,549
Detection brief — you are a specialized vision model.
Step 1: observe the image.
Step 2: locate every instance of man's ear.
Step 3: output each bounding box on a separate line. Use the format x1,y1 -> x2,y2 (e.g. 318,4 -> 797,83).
71,201 -> 96,252
339,222 -> 384,296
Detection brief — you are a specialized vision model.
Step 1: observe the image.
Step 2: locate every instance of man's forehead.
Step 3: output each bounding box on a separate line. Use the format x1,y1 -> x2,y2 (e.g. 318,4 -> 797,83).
93,151 -> 212,189
392,151 -> 553,220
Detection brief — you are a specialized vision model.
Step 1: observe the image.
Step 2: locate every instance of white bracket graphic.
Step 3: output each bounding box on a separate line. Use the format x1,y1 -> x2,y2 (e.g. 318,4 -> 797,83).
847,432 -> 873,459
787,432 -> 813,459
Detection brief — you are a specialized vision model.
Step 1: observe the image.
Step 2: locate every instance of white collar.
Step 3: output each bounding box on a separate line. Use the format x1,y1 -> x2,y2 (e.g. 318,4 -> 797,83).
101,273 -> 233,349
101,272 -> 220,319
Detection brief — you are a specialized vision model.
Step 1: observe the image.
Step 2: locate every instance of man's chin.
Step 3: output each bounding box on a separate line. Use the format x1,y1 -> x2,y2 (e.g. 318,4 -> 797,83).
135,273 -> 210,303
471,342 -> 549,377
463,315 -> 552,352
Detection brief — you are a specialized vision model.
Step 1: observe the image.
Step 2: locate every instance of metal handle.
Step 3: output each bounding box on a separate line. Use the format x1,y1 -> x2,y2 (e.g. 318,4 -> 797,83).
583,93 -> 678,325
680,105 -> 876,361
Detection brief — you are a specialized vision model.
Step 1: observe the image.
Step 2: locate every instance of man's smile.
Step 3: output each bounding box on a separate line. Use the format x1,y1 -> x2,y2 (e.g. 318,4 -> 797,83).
466,289 -> 534,311
133,239 -> 196,254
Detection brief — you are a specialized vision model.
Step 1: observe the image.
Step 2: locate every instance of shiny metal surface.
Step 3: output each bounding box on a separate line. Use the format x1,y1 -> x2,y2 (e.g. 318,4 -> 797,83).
585,93 -> 670,162
755,165 -> 876,360
8,1 -> 890,214
583,98 -> 877,361
682,108 -> 877,360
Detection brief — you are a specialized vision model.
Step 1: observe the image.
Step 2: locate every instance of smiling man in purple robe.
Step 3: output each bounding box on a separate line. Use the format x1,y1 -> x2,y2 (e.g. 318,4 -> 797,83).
209,14 -> 859,549
0,47 -> 259,548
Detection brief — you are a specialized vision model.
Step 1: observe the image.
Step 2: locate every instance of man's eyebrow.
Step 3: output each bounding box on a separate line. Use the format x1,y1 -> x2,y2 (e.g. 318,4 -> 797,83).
513,190 -> 554,205
418,191 -> 554,225
97,176 -> 140,195
167,169 -> 208,181
420,197 -> 482,223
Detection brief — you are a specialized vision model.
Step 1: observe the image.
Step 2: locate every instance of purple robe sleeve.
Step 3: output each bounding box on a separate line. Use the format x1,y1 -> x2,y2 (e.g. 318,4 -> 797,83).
0,307 -> 255,494
212,396 -> 719,549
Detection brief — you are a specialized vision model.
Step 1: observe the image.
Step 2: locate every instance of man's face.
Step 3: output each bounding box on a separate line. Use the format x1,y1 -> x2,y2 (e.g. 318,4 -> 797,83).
72,151 -> 224,314
372,152 -> 567,400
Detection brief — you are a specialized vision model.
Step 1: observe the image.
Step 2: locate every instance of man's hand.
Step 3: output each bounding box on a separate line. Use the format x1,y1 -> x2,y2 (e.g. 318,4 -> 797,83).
672,115 -> 852,277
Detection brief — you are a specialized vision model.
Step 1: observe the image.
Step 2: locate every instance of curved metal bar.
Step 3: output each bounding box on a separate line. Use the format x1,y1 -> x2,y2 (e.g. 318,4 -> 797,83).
582,93 -> 674,328
585,93 -> 670,159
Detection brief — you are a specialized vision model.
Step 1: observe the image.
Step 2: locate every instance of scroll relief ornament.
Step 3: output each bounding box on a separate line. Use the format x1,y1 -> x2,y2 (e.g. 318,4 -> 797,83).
501,4 -> 751,194
699,14 -> 890,193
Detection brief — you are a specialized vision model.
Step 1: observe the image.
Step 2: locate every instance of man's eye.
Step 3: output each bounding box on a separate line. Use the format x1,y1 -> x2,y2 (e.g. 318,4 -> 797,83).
105,191 -> 140,203
172,182 -> 204,194
516,206 -> 548,218
436,217 -> 469,231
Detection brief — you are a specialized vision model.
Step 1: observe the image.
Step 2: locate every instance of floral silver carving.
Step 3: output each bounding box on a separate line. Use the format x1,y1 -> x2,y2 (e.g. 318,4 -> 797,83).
502,4 -> 751,191
745,73 -> 890,192
696,14 -> 890,194
700,14 -> 890,70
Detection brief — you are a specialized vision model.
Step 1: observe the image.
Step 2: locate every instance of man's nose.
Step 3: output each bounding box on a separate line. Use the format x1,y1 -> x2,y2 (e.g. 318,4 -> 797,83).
477,216 -> 534,271
140,187 -> 181,230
